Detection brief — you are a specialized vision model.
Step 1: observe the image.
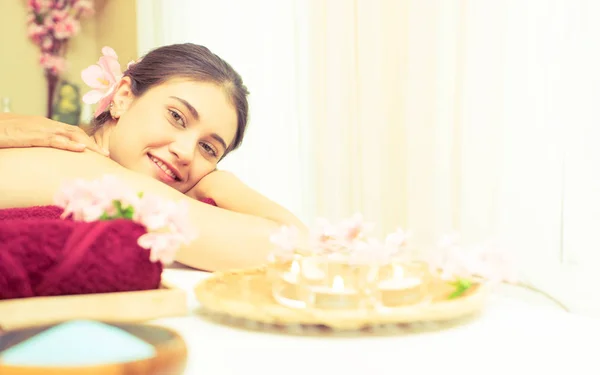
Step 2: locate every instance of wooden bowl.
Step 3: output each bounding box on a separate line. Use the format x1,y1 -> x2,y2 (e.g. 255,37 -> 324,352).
0,322 -> 187,375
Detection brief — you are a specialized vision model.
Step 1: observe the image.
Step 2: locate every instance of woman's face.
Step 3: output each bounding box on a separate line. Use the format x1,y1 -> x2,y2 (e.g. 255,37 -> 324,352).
106,78 -> 238,193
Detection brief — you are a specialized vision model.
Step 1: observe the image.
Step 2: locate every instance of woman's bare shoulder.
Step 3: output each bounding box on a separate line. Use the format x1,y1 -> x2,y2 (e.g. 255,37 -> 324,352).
0,147 -> 195,210
0,147 -> 122,180
0,148 -> 132,208
0,147 -> 118,169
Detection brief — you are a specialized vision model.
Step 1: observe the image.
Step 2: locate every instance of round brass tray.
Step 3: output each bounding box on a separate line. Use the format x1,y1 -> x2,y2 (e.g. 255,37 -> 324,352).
195,267 -> 489,332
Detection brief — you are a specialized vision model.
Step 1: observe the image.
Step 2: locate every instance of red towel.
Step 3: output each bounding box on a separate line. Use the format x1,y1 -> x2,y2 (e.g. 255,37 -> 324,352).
0,207 -> 162,300
0,198 -> 217,300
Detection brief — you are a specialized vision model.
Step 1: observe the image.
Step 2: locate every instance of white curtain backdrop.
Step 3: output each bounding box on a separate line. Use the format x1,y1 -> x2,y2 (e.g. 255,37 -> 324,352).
137,0 -> 600,315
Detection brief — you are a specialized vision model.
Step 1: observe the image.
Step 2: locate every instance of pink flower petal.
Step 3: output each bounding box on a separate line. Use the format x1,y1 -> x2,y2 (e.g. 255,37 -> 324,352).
137,232 -> 179,265
98,56 -> 122,83
270,225 -> 299,251
81,64 -> 107,89
94,93 -> 113,117
82,89 -> 105,104
101,46 -> 118,58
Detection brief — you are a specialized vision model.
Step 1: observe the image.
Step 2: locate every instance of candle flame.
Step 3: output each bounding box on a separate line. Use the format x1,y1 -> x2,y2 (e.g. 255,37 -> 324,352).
332,275 -> 345,291
284,260 -> 301,283
291,260 -> 300,274
393,265 -> 404,279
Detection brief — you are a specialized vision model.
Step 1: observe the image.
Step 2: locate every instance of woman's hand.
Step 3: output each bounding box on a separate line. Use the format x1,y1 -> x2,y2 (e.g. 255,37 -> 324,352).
0,113 -> 109,156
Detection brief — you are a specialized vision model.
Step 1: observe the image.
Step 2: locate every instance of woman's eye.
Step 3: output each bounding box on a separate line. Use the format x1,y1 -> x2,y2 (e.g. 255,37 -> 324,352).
169,110 -> 185,126
200,142 -> 217,157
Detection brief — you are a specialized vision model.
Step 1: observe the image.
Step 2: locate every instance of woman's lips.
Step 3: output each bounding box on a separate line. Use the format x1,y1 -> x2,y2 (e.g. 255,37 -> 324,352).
148,154 -> 179,183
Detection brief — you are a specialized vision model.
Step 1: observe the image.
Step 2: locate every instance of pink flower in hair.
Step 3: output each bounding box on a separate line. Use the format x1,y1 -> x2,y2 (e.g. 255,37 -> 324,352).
81,46 -> 124,117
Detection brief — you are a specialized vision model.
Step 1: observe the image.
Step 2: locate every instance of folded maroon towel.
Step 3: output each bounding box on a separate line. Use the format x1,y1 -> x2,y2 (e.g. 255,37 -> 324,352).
0,207 -> 161,300
0,205 -> 63,221
0,198 -> 216,300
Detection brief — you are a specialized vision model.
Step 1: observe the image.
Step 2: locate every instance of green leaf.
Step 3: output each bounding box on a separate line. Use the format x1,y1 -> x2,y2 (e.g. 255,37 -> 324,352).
112,200 -> 123,214
448,278 -> 473,299
122,206 -> 134,220
106,199 -> 138,220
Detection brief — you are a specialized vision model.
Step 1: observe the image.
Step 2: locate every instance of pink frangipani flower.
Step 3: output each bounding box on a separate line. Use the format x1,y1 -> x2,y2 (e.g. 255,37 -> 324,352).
337,213 -> 376,242
135,194 -> 195,243
54,175 -> 195,265
347,239 -> 396,265
81,46 -> 123,117
138,232 -> 185,265
269,225 -> 300,252
54,175 -> 135,221
429,236 -> 519,284
269,215 -> 411,265
385,227 -> 409,248
309,214 -> 376,252
311,218 -> 336,243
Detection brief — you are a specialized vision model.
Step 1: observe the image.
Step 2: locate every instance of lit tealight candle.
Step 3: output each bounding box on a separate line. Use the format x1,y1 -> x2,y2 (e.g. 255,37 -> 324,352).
332,275 -> 345,290
377,265 -> 424,307
283,260 -> 301,283
273,259 -> 310,308
310,275 -> 360,310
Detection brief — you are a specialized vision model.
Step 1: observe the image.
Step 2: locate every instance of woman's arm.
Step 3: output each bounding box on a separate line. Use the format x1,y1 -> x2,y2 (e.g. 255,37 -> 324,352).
0,148 -> 291,271
188,170 -> 307,232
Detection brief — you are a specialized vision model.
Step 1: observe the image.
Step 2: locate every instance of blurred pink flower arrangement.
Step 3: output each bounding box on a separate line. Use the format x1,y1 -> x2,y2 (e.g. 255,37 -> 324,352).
270,214 -> 518,299
25,0 -> 95,118
54,175 -> 196,265
269,214 -> 409,264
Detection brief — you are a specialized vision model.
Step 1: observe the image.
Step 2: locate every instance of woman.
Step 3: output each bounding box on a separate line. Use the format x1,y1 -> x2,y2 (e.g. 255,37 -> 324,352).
0,43 -> 306,271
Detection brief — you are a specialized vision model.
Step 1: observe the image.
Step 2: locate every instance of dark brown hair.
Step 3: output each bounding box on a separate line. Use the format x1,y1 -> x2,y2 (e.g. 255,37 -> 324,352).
91,43 -> 249,154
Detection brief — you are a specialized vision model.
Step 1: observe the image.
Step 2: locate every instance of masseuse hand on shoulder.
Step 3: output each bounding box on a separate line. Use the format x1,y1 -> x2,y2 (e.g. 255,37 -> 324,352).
0,113 -> 109,156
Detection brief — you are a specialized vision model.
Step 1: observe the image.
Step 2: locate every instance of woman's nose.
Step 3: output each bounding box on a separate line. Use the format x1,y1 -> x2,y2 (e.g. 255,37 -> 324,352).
168,137 -> 195,165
